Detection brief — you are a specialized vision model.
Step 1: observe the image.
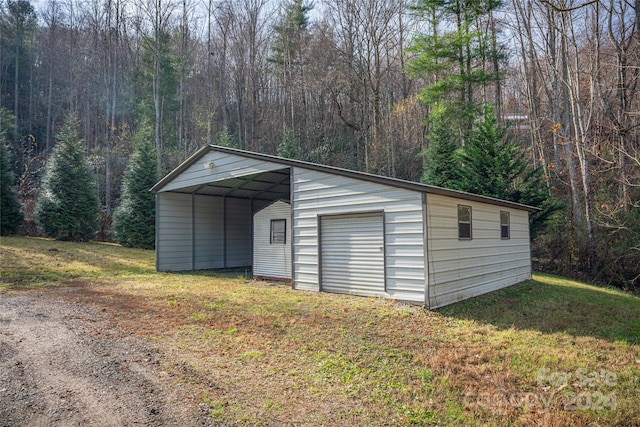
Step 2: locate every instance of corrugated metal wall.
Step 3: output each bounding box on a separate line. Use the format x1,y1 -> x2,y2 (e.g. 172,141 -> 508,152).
156,193 -> 252,271
320,213 -> 385,296
292,167 -> 426,303
223,197 -> 252,267
425,193 -> 532,308
253,200 -> 292,279
157,192 -> 193,271
194,195 -> 223,269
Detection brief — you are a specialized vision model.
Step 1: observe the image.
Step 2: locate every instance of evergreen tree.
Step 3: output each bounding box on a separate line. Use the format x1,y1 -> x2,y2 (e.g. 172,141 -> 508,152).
112,129 -> 158,249
270,0 -> 312,68
456,109 -> 559,238
35,114 -> 100,241
420,104 -> 463,189
276,129 -> 299,159
216,127 -> 237,148
133,28 -> 179,174
0,0 -> 38,138
269,0 -> 313,134
0,132 -> 23,235
408,0 -> 505,142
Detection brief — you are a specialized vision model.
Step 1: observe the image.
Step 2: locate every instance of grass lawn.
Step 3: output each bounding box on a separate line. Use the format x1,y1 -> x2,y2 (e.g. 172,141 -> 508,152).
1,236 -> 639,426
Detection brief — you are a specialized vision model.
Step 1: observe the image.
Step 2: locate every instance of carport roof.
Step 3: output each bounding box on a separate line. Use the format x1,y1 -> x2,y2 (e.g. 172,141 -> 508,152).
154,168 -> 290,201
151,145 -> 539,212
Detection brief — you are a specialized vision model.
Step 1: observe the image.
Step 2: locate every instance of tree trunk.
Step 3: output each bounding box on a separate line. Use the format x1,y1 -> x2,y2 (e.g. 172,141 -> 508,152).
154,0 -> 162,175
489,10 -> 501,119
14,32 -> 20,134
566,11 -> 596,275
560,15 -> 582,226
46,68 -> 53,150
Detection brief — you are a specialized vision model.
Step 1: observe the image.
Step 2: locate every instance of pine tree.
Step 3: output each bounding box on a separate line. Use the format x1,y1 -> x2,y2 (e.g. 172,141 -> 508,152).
276,129 -> 299,159
0,133 -> 23,235
457,109 -> 559,238
35,114 -> 100,241
133,27 -> 179,175
408,0 -> 505,142
420,104 -> 463,189
112,130 -> 158,249
269,0 -> 313,134
270,0 -> 312,68
216,127 -> 237,148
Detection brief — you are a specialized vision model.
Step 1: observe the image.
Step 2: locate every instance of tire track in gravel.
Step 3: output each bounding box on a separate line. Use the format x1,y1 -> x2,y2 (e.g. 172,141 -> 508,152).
0,292 -> 211,427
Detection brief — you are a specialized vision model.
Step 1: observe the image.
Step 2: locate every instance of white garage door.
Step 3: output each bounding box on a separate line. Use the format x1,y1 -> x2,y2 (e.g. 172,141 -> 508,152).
320,212 -> 385,296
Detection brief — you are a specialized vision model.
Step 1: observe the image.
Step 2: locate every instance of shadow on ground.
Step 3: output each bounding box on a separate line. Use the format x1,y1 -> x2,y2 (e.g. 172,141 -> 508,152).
437,274 -> 640,344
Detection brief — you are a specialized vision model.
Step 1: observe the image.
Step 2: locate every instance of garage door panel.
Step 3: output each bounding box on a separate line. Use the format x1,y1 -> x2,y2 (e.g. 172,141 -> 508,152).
320,213 -> 385,295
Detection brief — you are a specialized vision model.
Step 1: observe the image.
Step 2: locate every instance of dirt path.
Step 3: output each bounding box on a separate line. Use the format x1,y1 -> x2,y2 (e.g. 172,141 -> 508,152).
0,292 -> 210,427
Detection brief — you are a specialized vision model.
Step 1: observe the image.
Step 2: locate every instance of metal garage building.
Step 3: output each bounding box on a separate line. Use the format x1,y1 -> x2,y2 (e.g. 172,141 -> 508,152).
151,145 -> 536,309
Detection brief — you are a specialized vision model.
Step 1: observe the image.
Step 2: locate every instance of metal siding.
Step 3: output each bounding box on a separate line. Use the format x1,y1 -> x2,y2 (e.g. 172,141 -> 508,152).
290,168 -> 295,288
422,193 -> 431,308
426,193 -> 532,308
225,197 -> 252,267
320,213 -> 385,296
292,167 -> 425,303
157,192 -> 193,271
160,151 -> 285,192
253,200 -> 292,279
194,195 -> 224,269
155,193 -> 159,271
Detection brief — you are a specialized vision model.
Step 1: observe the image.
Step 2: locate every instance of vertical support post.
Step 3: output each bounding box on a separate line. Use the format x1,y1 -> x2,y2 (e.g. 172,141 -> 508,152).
290,168 -> 295,288
155,192 -> 160,272
250,197 -> 254,276
223,195 -> 227,268
422,192 -> 431,309
317,214 -> 322,292
191,192 -> 196,270
382,212 -> 387,292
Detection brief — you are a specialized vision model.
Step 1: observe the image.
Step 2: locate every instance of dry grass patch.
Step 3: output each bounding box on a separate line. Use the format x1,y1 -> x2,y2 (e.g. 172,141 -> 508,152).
1,237 -> 639,426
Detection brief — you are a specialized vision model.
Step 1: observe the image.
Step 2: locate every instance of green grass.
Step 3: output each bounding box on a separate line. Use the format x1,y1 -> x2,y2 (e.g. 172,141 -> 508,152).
0,236 -> 154,285
440,273 -> 640,344
1,236 -> 639,426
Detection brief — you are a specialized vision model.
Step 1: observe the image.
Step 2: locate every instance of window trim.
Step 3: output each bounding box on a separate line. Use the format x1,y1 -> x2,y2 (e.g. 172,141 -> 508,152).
500,211 -> 510,240
458,205 -> 472,240
270,219 -> 286,244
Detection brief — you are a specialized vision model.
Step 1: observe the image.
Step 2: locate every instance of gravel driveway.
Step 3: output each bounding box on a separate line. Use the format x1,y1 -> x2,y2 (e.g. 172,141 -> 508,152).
0,292 -> 210,427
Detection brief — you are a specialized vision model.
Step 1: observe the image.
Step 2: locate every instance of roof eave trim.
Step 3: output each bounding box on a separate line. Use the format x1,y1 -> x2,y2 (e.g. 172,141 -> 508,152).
206,145 -> 539,211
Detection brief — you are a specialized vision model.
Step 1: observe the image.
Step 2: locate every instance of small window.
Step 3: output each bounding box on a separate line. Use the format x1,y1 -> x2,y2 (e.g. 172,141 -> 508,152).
270,219 -> 286,244
500,211 -> 510,239
458,205 -> 472,239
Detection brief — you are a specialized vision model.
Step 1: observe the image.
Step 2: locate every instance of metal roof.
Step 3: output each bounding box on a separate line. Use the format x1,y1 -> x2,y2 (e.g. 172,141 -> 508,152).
154,168 -> 290,201
151,145 -> 539,212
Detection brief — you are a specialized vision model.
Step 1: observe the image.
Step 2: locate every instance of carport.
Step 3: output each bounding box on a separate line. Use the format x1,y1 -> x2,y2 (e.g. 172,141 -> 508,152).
151,146 -> 292,271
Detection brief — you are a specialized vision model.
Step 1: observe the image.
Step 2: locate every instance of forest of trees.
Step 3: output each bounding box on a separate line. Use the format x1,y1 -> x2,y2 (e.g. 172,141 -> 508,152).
1,0 -> 638,290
